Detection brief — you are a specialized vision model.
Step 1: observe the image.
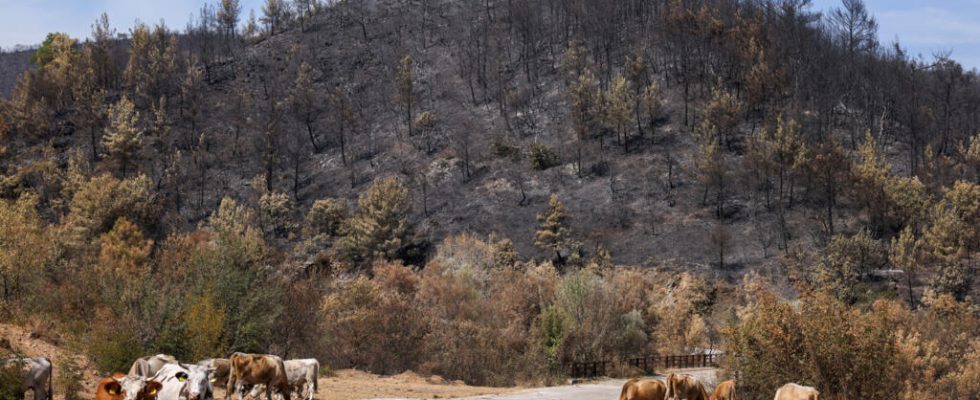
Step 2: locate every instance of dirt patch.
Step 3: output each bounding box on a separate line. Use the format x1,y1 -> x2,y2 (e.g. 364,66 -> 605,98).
0,322 -> 102,400
211,369 -> 511,400
305,369 -> 513,400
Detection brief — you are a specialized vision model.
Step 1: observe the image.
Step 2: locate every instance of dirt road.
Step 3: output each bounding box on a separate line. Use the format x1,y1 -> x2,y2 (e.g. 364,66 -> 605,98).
371,368 -> 720,400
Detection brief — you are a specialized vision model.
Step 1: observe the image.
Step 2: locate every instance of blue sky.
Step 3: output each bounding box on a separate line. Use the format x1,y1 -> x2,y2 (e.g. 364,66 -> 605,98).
0,0 -> 266,48
1,1 -> 979,69
810,0 -> 980,69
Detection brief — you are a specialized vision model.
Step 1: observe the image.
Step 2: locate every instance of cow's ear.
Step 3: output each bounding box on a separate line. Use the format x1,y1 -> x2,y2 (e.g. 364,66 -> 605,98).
105,381 -> 122,396
176,372 -> 188,382
145,381 -> 163,398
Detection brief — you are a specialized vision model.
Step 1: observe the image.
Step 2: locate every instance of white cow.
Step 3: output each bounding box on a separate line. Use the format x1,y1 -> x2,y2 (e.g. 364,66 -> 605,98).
1,356 -> 52,400
153,363 -> 215,400
247,359 -> 319,400
130,354 -> 179,378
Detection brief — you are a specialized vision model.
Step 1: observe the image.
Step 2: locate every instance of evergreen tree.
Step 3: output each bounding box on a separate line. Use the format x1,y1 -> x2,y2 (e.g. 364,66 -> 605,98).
603,74 -> 633,153
102,97 -> 143,177
72,48 -> 107,163
290,61 -> 321,153
261,0 -> 286,35
397,55 -> 415,138
641,81 -> 661,135
217,0 -> 242,40
534,194 -> 571,265
339,177 -> 412,264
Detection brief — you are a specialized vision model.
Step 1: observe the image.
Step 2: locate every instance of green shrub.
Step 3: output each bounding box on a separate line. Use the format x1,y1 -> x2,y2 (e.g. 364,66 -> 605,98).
0,364 -> 22,400
305,198 -> 348,238
529,143 -> 560,170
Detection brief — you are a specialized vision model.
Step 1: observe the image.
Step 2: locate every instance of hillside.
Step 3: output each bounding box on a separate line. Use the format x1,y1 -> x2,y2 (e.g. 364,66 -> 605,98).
1,0 -> 980,399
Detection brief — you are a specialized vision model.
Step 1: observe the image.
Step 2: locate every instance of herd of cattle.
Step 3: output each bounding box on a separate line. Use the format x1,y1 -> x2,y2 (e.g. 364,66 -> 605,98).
2,353 -> 319,400
4,353 -> 821,400
621,373 -> 819,400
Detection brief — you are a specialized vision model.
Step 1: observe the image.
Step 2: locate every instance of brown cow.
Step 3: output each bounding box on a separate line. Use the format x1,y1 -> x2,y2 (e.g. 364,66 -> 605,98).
197,358 -> 230,388
773,383 -> 819,400
620,378 -> 667,400
665,373 -> 709,400
226,353 -> 290,400
96,373 -> 163,400
709,380 -> 736,400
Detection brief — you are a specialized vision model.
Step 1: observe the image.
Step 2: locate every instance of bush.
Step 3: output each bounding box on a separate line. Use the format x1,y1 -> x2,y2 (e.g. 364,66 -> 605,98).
0,364 -> 21,400
813,229 -> 886,304
86,310 -> 143,373
67,174 -> 159,242
724,291 -> 908,400
305,198 -> 348,238
259,191 -> 294,238
57,358 -> 85,400
529,143 -> 560,170
320,273 -> 427,374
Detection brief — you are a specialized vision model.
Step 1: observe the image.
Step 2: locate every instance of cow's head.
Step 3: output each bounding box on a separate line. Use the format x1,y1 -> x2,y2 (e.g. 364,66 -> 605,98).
115,375 -> 162,400
181,365 -> 215,400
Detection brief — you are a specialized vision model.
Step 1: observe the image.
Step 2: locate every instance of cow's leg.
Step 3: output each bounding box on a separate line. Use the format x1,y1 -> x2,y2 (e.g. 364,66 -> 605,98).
265,383 -> 273,400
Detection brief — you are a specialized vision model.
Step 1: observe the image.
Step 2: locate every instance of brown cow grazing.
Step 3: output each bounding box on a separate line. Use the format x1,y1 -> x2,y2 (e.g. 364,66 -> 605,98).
226,353 -> 290,400
665,373 -> 709,400
96,373 -> 163,400
620,378 -> 667,400
709,380 -> 736,400
774,383 -> 819,400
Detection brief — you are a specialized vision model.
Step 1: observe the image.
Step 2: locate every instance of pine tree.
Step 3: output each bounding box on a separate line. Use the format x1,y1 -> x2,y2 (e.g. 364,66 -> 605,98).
180,62 -> 204,142
329,85 -> 356,165
534,194 -> 571,265
702,84 -> 741,149
217,0 -> 242,40
641,81 -> 661,136
625,51 -> 648,138
339,177 -> 412,264
125,23 -> 177,106
72,48 -> 106,163
603,74 -> 633,153
290,61 -> 321,153
98,217 -> 153,276
101,97 -> 143,177
890,226 -> 922,309
397,55 -> 415,138
261,0 -> 286,35
91,13 -> 118,89
244,9 -> 260,39
306,198 -> 348,238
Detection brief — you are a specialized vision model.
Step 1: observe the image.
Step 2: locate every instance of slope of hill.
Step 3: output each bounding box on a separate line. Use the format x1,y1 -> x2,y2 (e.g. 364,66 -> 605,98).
2,1 -> 980,398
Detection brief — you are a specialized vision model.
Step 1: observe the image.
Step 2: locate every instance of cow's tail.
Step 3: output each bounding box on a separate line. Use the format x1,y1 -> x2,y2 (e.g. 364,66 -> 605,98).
47,358 -> 53,400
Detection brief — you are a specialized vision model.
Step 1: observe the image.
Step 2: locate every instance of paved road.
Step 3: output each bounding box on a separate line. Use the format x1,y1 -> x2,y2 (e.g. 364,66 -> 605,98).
372,368 -> 720,400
